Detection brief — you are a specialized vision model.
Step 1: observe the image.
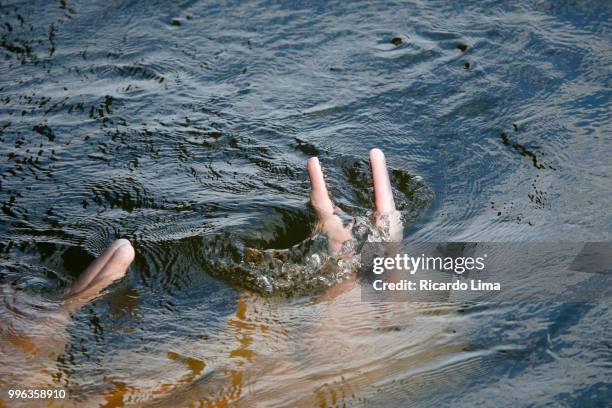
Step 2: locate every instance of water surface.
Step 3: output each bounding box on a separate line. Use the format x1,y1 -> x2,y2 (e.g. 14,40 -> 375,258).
0,0 -> 611,406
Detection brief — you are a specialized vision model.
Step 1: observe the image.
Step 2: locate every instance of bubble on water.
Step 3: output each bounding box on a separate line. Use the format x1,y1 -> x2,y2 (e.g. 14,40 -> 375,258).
218,208 -> 404,296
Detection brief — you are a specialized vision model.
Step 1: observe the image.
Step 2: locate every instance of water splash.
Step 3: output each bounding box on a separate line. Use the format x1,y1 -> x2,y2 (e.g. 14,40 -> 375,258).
203,208 -> 406,296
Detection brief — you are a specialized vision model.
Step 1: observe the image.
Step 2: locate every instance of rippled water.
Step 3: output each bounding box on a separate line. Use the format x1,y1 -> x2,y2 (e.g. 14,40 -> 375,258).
1,0 -> 611,406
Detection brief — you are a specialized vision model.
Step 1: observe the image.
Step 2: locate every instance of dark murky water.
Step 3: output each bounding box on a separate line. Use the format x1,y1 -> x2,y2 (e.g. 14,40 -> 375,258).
1,0 -> 610,406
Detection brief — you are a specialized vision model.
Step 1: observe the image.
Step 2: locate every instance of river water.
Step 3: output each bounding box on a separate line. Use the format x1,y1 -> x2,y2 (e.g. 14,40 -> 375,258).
0,0 -> 610,406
